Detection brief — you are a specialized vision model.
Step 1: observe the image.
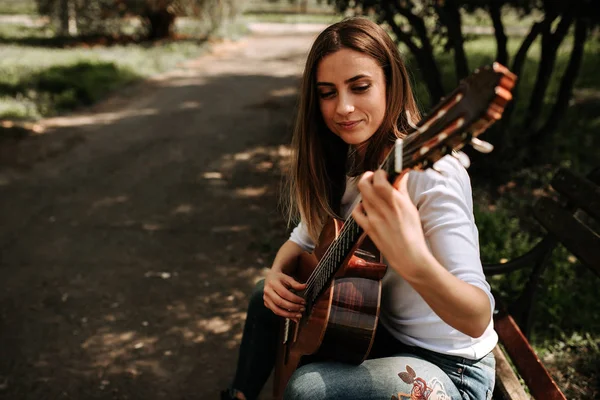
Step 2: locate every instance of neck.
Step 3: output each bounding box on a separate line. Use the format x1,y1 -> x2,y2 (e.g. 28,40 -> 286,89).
350,142 -> 368,160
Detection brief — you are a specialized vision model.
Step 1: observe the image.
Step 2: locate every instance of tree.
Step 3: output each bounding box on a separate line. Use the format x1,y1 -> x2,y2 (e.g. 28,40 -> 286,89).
36,0 -> 247,40
329,0 -> 599,175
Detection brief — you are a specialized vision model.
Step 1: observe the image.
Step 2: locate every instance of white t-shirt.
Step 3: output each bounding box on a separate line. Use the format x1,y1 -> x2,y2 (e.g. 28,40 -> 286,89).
289,155 -> 498,360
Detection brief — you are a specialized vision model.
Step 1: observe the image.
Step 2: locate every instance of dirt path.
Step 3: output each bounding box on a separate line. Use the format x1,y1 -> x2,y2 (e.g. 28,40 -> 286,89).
0,25 -> 322,400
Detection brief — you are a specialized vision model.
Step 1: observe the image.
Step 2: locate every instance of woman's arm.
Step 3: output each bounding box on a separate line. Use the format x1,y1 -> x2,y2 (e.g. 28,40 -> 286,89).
271,240 -> 305,274
394,251 -> 491,338
352,163 -> 491,338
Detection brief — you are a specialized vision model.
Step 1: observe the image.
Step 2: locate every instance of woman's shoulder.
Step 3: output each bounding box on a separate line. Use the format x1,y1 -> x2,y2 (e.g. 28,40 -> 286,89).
407,154 -> 472,204
408,154 -> 470,186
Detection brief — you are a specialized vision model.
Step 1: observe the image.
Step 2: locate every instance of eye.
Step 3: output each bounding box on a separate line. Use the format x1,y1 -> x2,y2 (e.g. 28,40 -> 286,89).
318,91 -> 336,99
353,84 -> 371,93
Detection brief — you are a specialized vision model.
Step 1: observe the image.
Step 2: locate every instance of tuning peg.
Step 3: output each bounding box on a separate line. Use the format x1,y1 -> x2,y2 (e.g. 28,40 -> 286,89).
405,109 -> 418,130
470,137 -> 494,153
452,150 -> 471,168
394,138 -> 404,173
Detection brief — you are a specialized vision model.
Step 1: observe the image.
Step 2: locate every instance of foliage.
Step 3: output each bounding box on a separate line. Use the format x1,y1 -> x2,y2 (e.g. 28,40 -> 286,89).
327,0 -> 600,181
474,169 -> 600,398
536,331 -> 600,400
35,0 -> 248,39
0,0 -> 37,14
0,61 -> 138,119
0,22 -> 209,121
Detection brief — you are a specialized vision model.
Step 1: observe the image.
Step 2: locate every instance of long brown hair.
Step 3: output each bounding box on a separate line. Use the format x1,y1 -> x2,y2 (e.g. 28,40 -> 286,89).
285,17 -> 421,240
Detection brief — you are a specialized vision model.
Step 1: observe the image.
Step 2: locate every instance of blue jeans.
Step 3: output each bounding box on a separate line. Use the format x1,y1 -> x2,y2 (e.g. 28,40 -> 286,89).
285,338 -> 496,400
229,280 -> 495,400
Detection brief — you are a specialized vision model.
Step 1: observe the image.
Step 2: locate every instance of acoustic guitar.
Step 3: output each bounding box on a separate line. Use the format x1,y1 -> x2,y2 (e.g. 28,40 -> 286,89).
273,62 -> 517,399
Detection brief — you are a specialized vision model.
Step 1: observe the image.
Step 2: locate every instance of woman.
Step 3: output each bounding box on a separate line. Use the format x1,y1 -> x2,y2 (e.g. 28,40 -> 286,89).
222,17 -> 497,400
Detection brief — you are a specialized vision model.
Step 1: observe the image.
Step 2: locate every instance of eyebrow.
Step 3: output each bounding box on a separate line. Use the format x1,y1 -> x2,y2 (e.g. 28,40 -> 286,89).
316,74 -> 370,87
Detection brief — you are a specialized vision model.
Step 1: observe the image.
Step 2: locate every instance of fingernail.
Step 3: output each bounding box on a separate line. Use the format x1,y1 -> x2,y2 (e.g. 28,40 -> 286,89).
300,307 -> 305,312
296,314 -> 302,319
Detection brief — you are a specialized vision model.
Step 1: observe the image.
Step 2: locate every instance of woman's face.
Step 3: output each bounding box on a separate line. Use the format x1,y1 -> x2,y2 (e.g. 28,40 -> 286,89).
316,48 -> 387,150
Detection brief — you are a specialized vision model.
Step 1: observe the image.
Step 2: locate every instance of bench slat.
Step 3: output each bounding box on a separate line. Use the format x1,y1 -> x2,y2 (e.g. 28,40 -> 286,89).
492,345 -> 530,400
494,312 -> 566,400
534,197 -> 600,275
551,168 -> 600,221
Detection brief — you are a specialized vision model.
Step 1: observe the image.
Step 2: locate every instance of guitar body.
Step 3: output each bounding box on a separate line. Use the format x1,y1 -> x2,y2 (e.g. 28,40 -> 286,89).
273,217 -> 387,399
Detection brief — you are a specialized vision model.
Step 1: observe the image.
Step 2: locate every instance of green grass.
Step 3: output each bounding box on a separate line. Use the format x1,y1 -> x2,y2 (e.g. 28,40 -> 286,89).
0,0 -> 36,15
0,22 -> 209,122
241,12 -> 342,24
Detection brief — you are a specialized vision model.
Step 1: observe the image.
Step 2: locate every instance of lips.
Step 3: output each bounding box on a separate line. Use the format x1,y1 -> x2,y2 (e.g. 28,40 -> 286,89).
337,120 -> 362,129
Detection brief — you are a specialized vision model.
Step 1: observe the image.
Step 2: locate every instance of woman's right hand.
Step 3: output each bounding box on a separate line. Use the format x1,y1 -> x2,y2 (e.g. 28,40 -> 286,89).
263,270 -> 307,320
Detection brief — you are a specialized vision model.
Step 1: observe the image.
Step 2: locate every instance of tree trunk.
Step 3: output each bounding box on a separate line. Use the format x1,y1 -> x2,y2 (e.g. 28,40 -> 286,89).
389,0 -> 445,105
146,8 -> 176,40
523,13 -> 573,132
58,0 -> 69,36
436,0 -> 469,82
489,2 -> 508,66
300,0 -> 308,14
474,16 -> 553,179
531,17 -> 588,153
501,18 -> 553,131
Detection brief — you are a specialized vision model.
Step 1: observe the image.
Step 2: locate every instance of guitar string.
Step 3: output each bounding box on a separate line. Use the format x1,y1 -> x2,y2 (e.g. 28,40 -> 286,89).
303,211 -> 359,298
302,142 -> 427,298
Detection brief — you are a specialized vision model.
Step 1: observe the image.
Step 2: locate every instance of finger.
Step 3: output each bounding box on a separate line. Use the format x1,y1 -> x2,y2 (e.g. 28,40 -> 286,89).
357,171 -> 375,192
372,169 -> 395,201
359,175 -> 388,215
264,297 -> 303,319
271,288 -> 306,312
273,284 -> 306,308
283,275 -> 307,292
276,281 -> 306,305
352,203 -> 371,232
264,283 -> 303,309
393,170 -> 410,192
264,290 -> 303,315
359,195 -> 379,220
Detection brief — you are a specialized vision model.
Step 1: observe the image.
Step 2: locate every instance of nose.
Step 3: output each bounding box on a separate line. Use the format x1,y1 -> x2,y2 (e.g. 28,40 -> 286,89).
336,93 -> 355,115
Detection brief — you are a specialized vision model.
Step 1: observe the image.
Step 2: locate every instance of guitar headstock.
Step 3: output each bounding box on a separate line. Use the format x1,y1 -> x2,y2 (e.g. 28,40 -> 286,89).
382,62 -> 517,180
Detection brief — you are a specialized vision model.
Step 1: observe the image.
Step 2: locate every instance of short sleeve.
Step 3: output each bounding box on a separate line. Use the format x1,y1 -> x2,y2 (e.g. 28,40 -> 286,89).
289,221 -> 315,253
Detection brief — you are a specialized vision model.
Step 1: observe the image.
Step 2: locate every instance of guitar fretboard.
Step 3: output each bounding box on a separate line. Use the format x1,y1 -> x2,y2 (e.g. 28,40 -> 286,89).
304,218 -> 363,308
303,147 -> 399,310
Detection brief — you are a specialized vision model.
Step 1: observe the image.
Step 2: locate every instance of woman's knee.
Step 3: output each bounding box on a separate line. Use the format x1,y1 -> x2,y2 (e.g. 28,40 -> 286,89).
283,365 -> 328,400
247,279 -> 277,322
248,279 -> 266,310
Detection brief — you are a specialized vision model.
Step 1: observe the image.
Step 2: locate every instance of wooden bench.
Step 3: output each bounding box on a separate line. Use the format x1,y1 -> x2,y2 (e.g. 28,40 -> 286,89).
483,167 -> 600,400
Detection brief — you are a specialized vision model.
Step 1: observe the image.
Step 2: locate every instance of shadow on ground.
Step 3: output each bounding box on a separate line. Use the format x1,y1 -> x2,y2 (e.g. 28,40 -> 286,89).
0,65 -> 303,399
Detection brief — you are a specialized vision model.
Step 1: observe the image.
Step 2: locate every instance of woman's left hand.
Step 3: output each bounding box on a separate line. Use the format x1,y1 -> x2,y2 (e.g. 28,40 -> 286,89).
352,170 -> 430,279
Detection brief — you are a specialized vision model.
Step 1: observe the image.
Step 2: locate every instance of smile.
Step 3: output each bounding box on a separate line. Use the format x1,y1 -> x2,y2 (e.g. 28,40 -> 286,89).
337,120 -> 362,130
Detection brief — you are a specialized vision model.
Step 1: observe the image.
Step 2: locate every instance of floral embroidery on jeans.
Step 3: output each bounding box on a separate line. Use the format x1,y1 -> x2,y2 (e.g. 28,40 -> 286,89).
391,365 -> 451,400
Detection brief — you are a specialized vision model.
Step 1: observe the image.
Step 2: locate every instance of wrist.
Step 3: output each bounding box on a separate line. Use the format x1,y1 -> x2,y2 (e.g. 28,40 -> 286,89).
391,247 -> 439,284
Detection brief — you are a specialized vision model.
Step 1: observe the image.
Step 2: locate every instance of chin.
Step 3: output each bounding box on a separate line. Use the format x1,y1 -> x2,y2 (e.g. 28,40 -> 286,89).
339,133 -> 371,146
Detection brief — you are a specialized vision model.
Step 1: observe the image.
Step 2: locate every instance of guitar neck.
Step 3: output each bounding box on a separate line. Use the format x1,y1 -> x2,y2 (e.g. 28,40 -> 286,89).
303,216 -> 364,307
